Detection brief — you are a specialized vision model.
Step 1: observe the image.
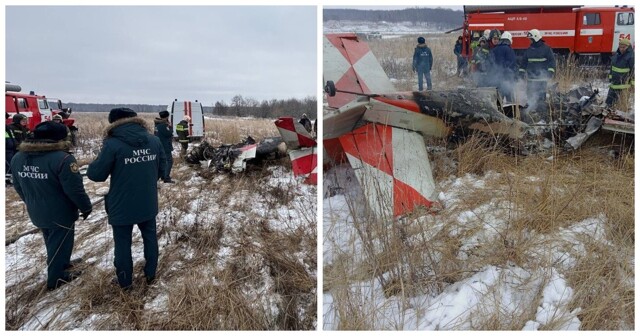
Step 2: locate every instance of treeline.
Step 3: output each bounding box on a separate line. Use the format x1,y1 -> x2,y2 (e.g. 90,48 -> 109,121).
65,95 -> 317,119
323,7 -> 463,27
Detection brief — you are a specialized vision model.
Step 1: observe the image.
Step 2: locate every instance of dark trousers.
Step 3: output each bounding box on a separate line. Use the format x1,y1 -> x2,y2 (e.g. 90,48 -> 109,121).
41,224 -> 75,289
605,88 -> 625,107
164,151 -> 173,180
417,68 -> 432,91
180,142 -> 188,156
111,218 -> 158,288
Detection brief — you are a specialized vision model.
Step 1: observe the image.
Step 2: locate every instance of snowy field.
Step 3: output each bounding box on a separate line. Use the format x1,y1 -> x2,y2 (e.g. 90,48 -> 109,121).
323,166 -> 609,330
321,21 -> 634,330
5,114 -> 317,330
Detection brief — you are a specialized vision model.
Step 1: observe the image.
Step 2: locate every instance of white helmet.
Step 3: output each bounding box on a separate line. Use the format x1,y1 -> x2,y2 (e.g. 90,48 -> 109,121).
527,29 -> 542,42
483,29 -> 491,39
500,31 -> 513,43
183,115 -> 191,122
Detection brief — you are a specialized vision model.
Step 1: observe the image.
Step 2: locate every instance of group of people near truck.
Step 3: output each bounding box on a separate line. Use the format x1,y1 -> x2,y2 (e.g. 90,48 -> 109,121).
448,28 -> 634,110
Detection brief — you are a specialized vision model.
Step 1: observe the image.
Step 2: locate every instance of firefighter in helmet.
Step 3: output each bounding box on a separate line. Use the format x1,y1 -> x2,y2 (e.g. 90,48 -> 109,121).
489,29 -> 501,49
52,114 -> 73,144
176,115 -> 191,156
489,31 -> 517,103
606,38 -> 634,108
471,36 -> 491,86
8,113 -> 30,146
519,29 -> 556,112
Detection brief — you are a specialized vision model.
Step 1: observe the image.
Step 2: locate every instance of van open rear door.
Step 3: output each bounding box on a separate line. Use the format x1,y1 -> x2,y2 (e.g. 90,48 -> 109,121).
167,99 -> 205,140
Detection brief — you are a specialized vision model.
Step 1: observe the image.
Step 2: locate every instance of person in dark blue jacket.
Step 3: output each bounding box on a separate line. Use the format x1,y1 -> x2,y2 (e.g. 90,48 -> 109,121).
453,36 -> 467,77
489,31 -> 517,103
606,38 -> 634,107
154,110 -> 174,183
519,29 -> 556,111
413,36 -> 433,91
87,108 -> 167,289
10,121 -> 92,290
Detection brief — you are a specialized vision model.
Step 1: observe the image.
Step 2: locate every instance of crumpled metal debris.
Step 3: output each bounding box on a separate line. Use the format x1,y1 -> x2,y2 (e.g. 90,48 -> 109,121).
185,136 -> 286,173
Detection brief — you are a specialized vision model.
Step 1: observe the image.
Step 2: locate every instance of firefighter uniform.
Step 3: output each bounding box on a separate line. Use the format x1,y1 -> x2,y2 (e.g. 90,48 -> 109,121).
87,109 -> 166,289
606,39 -> 634,107
8,114 -> 31,146
490,32 -> 517,102
471,37 -> 490,86
10,121 -> 92,290
519,34 -> 556,110
154,111 -> 174,182
176,117 -> 191,156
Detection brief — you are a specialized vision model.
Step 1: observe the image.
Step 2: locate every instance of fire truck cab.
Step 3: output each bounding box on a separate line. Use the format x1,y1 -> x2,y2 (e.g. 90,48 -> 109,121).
5,84 -> 53,130
6,83 -> 76,132
462,5 -> 634,64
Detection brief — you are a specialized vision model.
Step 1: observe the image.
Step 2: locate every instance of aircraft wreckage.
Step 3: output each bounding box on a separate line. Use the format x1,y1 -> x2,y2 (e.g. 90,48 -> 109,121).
184,117 -> 318,184
322,32 -> 633,220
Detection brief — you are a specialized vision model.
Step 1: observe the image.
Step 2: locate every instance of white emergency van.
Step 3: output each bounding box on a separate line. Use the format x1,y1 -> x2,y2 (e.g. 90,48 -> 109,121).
166,99 -> 205,140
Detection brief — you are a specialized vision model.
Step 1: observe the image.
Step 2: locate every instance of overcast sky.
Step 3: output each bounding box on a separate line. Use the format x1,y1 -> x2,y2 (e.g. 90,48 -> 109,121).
5,6 -> 317,105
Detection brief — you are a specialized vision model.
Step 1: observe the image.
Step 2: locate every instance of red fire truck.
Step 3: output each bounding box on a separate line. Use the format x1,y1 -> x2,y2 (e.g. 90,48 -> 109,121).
461,5 -> 635,64
5,83 -> 77,141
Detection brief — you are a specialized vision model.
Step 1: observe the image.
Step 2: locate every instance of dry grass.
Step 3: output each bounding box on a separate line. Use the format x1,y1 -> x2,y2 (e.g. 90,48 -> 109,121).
5,113 -> 317,330
324,36 -> 634,330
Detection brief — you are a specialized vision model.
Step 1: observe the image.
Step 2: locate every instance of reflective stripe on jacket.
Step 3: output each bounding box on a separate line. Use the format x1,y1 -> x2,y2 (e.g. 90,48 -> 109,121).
519,40 -> 556,80
609,48 -> 634,89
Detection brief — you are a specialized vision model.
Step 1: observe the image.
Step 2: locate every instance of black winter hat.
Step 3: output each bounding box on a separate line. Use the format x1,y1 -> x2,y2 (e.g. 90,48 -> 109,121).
108,107 -> 137,123
417,36 -> 425,44
159,110 -> 170,119
33,121 -> 68,141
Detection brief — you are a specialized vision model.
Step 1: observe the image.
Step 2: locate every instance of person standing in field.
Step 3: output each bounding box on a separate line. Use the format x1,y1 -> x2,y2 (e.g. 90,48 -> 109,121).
454,35 -> 467,77
490,31 -> 517,103
519,29 -> 556,111
605,38 -> 634,107
176,115 -> 191,156
413,36 -> 433,91
154,110 -> 174,183
87,108 -> 166,290
10,121 -> 92,290
8,113 -> 31,146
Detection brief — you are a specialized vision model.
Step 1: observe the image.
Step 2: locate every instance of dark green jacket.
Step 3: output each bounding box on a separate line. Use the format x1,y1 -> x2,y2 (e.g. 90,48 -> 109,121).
11,140 -> 92,229
154,118 -> 173,154
87,117 -> 166,226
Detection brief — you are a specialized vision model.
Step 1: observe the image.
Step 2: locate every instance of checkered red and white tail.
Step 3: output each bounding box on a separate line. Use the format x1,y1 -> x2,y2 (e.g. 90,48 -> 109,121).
274,117 -> 316,149
324,33 -> 396,109
275,117 -> 317,185
339,123 -> 438,219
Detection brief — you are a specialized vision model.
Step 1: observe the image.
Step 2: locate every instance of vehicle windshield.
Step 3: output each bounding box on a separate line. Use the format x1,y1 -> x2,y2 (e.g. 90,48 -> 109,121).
47,100 -> 61,109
